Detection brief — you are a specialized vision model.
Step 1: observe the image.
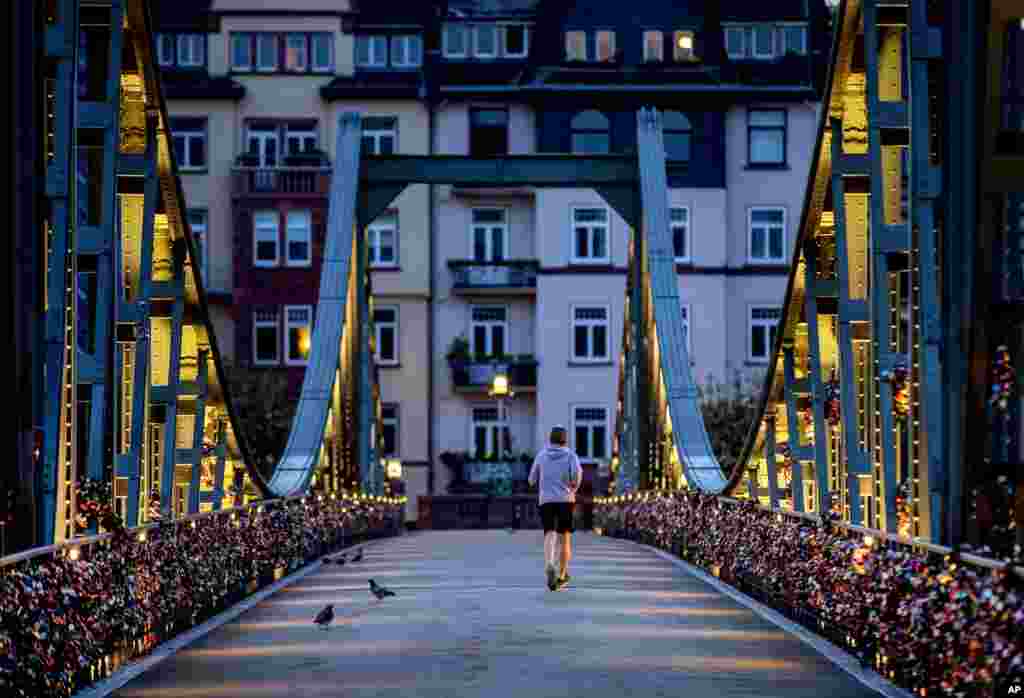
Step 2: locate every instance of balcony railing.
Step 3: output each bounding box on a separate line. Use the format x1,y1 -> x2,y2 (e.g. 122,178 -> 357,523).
232,165 -> 332,196
449,358 -> 538,391
448,259 -> 538,294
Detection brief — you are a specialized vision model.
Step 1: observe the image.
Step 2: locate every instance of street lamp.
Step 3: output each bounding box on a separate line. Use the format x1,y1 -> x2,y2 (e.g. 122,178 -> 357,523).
488,368 -> 514,450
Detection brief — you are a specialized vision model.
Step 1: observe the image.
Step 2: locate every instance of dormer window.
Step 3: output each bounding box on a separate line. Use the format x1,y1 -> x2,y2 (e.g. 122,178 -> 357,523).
781,25 -> 808,55
356,35 -> 388,67
443,24 -> 467,58
642,30 -> 663,62
565,30 -> 586,61
725,27 -> 746,59
752,25 -> 775,59
391,36 -> 423,67
596,31 -> 616,62
474,24 -> 497,58
673,31 -> 696,62
503,24 -> 528,57
155,33 -> 206,68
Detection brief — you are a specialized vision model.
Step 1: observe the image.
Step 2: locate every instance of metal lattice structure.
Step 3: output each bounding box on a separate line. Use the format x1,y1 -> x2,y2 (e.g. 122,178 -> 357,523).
616,0 -> 1023,548
13,0 -> 1021,552
28,0 -> 381,546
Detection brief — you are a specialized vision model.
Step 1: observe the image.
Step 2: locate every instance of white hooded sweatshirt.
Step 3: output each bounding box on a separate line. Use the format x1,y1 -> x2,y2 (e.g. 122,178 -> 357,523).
528,445 -> 583,505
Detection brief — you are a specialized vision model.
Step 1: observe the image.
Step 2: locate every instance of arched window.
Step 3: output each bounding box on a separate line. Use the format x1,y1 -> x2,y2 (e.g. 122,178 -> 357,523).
571,110 -> 610,154
663,110 -> 692,161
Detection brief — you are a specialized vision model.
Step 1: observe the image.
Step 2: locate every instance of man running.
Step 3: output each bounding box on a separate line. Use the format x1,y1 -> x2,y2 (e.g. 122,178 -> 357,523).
528,425 -> 583,591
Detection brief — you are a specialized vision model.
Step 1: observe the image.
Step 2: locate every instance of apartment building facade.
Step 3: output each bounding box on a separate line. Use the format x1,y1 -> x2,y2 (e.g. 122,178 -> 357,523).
155,0 -> 831,521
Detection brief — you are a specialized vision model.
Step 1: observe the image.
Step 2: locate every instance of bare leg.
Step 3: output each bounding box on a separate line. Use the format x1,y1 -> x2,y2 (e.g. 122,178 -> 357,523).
544,531 -> 557,569
559,532 -> 571,578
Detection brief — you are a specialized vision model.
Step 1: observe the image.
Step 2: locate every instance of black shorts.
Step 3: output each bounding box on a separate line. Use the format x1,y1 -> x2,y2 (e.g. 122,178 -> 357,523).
539,502 -> 575,533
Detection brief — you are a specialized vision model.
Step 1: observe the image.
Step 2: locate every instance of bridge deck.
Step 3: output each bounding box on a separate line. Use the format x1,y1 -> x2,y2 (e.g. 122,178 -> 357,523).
113,531 -> 880,698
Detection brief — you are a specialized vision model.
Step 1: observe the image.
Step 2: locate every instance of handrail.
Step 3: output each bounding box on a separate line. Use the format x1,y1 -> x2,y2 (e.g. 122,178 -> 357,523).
0,491 -> 401,569
597,490 -> 1024,578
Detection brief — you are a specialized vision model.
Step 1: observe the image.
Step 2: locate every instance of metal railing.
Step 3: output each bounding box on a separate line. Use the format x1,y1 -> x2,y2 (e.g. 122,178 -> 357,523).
451,358 -> 538,389
231,165 -> 332,196
448,259 -> 539,291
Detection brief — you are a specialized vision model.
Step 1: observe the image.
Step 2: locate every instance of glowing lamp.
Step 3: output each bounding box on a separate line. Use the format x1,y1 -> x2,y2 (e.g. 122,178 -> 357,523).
678,34 -> 693,50
386,459 -> 402,479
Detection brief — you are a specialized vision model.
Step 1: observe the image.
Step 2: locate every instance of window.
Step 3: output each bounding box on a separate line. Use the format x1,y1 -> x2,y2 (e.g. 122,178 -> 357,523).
311,33 -> 333,71
472,407 -> 510,459
253,210 -> 279,267
680,304 -> 692,355
362,116 -> 397,155
474,24 -> 497,58
285,210 -> 311,267
573,406 -> 608,460
565,30 -> 586,61
256,34 -> 278,72
157,34 -> 175,66
177,34 -> 206,67
749,307 -> 781,361
572,306 -> 609,361
471,209 -> 507,262
663,110 -> 692,161
571,206 -> 610,264
748,109 -> 786,165
725,27 -> 746,59
673,30 -> 695,62
356,35 -> 387,67
443,24 -> 467,58
253,309 -> 279,366
169,118 -> 206,170
187,209 -> 208,284
782,25 -> 807,55
285,33 -> 308,72
596,30 -> 616,62
570,110 -> 610,154
367,213 -> 398,267
470,306 -> 507,357
749,208 -> 786,262
382,404 -> 399,456
285,124 -> 317,155
503,24 -> 528,57
391,35 -> 422,67
753,25 -> 775,59
285,305 -> 312,366
670,207 -> 690,261
231,33 -> 253,70
247,123 -> 279,167
373,306 -> 398,365
643,30 -> 663,62
469,108 -> 508,157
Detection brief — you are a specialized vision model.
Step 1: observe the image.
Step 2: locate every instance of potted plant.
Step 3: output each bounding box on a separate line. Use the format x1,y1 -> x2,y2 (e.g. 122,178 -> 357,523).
284,148 -> 328,167
446,336 -> 470,384
440,450 -> 467,491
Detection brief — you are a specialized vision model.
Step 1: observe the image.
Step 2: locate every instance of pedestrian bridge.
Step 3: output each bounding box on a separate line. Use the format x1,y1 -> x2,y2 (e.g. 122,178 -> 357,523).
8,0 -> 1023,697
103,531 -> 883,698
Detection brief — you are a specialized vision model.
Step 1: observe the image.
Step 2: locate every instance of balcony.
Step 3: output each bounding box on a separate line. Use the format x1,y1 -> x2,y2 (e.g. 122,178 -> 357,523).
232,153 -> 332,197
448,356 -> 538,393
448,259 -> 538,295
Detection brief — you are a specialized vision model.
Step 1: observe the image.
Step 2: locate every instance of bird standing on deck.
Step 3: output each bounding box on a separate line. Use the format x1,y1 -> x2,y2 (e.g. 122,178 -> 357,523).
369,579 -> 395,601
313,604 -> 335,630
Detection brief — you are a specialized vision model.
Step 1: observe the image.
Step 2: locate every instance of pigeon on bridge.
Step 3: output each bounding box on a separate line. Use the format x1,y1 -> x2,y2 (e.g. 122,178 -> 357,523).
369,579 -> 395,601
313,604 -> 335,630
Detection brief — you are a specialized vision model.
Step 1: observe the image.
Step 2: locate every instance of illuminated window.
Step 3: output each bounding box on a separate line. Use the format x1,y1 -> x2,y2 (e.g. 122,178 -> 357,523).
285,305 -> 312,366
673,30 -> 695,61
565,30 -> 586,61
596,30 -> 616,62
643,30 -> 663,62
